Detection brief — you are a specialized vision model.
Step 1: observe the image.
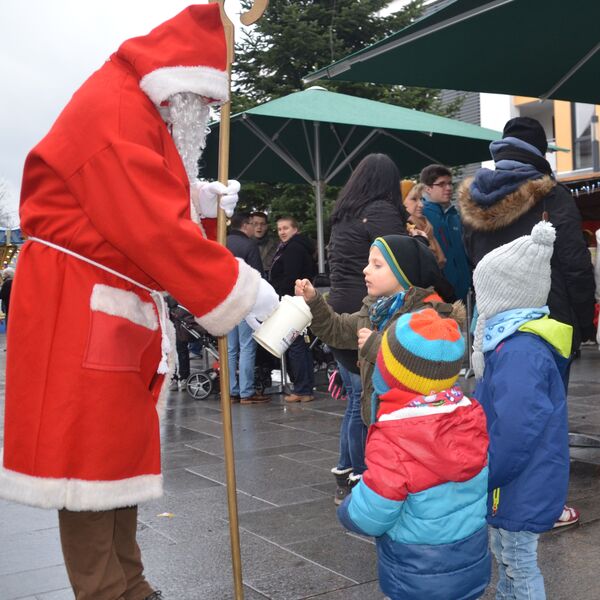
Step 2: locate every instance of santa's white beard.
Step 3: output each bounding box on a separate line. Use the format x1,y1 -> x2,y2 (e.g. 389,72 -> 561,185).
166,92 -> 211,184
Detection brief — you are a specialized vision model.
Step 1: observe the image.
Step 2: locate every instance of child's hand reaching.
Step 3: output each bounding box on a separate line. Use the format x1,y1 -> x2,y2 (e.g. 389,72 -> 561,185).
357,328 -> 373,350
295,279 -> 316,302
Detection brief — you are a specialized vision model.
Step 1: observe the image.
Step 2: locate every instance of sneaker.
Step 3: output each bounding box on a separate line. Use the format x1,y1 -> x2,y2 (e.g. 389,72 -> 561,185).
179,380 -> 187,391
230,394 -> 241,404
553,505 -> 580,528
240,394 -> 271,404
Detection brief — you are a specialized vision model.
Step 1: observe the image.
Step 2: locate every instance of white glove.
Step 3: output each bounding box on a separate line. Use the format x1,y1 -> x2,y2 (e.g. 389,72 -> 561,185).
192,179 -> 241,218
245,279 -> 279,330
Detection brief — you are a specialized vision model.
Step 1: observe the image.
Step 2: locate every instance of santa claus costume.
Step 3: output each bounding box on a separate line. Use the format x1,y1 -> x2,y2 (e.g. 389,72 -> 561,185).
0,5 -> 274,599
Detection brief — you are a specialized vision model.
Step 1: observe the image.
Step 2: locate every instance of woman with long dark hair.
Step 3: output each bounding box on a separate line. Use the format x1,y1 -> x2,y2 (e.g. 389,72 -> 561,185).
327,153 -> 409,504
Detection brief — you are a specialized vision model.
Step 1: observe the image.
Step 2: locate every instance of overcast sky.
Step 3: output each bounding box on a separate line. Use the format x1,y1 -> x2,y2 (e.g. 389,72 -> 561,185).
1,0 -> 406,217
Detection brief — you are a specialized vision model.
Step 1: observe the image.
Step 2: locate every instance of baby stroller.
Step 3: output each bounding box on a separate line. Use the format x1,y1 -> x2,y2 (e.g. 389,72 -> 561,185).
184,330 -> 220,400
184,330 -> 270,400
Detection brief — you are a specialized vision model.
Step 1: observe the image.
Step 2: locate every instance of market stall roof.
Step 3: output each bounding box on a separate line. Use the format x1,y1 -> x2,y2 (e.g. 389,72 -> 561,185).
305,0 -> 600,105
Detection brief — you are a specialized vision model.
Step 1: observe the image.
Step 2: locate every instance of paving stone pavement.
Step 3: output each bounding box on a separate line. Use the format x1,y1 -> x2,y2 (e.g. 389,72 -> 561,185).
1,341 -> 600,599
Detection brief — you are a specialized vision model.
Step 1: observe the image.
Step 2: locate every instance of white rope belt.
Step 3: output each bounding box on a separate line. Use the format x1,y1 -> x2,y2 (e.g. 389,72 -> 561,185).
28,237 -> 171,374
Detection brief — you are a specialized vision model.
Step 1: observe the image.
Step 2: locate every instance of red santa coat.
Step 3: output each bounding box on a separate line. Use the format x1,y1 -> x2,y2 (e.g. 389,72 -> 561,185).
0,5 -> 259,511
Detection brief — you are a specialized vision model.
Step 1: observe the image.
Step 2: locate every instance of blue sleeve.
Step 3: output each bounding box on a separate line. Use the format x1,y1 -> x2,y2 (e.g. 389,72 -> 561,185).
486,347 -> 554,490
337,479 -> 404,537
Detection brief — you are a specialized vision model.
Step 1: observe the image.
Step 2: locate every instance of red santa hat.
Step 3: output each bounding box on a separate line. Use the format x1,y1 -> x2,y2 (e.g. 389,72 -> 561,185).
117,4 -> 229,106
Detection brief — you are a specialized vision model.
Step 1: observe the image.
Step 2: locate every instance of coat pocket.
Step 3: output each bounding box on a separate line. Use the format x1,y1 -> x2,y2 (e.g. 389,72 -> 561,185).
83,284 -> 159,372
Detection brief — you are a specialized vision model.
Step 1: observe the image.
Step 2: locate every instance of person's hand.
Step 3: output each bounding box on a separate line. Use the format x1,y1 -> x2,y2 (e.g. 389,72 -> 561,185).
357,328 -> 373,350
192,179 -> 241,218
295,278 -> 316,302
409,227 -> 427,239
245,279 -> 279,330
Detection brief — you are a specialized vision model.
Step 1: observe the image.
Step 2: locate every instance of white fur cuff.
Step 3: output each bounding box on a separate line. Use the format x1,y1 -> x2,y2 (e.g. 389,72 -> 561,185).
195,259 -> 261,336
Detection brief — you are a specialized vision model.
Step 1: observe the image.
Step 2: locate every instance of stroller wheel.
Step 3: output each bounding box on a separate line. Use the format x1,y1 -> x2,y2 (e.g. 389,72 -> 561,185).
186,372 -> 213,400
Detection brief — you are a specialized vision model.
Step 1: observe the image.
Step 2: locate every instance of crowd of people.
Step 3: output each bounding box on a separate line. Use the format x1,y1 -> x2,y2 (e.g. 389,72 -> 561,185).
0,6 -> 596,598
198,117 -> 592,600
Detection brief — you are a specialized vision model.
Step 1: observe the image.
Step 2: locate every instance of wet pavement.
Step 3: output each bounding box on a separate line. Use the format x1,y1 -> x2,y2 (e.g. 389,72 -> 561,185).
1,340 -> 600,599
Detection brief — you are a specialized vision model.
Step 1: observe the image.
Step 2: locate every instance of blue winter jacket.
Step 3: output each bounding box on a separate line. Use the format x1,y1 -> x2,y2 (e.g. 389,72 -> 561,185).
474,324 -> 570,532
338,390 -> 490,600
422,200 -> 471,300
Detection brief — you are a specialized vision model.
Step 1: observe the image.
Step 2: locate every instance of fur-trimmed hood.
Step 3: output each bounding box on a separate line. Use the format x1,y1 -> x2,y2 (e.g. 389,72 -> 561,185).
458,175 -> 556,232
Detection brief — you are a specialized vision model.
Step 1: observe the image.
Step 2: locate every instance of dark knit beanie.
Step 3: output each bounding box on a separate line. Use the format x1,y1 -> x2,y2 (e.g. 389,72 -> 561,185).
502,117 -> 548,155
371,235 -> 443,290
374,309 -> 465,395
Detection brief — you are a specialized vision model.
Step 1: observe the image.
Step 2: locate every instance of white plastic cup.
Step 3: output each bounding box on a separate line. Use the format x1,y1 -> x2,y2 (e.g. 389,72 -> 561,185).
252,295 -> 312,358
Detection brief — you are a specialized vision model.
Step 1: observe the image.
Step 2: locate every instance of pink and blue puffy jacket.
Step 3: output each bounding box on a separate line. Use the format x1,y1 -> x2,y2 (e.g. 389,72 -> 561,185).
338,387 -> 490,600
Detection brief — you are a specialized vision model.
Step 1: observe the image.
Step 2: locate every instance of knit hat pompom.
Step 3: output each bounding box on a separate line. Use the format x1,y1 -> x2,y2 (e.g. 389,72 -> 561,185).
374,308 -> 465,396
530,220 -> 556,247
473,221 -> 556,319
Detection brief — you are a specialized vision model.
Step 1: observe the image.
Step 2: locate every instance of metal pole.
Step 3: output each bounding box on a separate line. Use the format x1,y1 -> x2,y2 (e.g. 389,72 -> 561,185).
591,114 -> 600,173
314,122 -> 326,274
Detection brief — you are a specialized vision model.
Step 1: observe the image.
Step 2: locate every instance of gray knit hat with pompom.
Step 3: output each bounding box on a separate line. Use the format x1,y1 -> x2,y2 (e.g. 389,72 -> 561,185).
472,220 -> 556,378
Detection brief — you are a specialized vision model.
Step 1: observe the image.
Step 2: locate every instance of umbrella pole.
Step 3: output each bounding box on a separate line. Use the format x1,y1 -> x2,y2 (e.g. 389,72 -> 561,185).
209,2 -> 268,599
313,122 -> 326,274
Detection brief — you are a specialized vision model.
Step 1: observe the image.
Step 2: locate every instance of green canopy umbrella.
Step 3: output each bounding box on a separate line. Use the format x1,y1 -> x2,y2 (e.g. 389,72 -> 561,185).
305,0 -> 600,105
202,86 -> 502,272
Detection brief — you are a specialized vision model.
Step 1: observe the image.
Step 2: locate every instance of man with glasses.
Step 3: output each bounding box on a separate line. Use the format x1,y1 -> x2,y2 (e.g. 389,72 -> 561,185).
420,164 -> 471,300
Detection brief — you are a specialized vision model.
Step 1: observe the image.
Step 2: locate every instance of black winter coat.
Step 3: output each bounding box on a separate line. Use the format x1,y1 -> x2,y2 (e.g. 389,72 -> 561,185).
326,200 -> 409,374
459,175 -> 595,351
269,233 -> 316,297
226,230 -> 264,276
327,200 -> 408,315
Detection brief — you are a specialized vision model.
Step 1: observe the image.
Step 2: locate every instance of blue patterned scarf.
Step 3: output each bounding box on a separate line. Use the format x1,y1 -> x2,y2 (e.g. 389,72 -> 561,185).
369,292 -> 406,331
482,306 -> 550,352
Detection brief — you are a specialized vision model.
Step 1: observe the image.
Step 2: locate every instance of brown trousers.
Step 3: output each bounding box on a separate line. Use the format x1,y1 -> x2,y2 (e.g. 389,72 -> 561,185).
58,506 -> 154,600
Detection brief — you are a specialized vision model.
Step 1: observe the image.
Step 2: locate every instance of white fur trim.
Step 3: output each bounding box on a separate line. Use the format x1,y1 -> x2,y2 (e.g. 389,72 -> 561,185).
91,284 -> 158,330
379,397 -> 472,422
156,318 -> 177,420
0,460 -> 162,511
140,65 -> 229,106
195,259 -> 261,336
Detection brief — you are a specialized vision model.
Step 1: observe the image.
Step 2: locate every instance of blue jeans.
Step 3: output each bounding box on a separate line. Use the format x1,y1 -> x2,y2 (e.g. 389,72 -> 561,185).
336,363 -> 367,474
227,320 -> 256,398
489,527 -> 545,600
286,335 -> 314,395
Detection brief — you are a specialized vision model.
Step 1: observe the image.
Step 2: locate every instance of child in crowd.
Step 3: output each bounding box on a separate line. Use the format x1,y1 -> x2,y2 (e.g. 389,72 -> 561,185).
295,234 -> 464,499
337,309 -> 490,600
472,221 -> 571,599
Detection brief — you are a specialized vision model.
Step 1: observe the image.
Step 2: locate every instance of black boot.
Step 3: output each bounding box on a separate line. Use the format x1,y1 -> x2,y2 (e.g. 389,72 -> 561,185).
331,467 -> 353,506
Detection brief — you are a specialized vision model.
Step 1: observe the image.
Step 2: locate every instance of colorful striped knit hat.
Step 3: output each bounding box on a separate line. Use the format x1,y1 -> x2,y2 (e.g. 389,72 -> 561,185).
373,308 -> 465,396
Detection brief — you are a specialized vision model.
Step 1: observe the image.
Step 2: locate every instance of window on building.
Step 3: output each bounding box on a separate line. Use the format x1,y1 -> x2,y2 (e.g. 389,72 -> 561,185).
572,103 -> 595,170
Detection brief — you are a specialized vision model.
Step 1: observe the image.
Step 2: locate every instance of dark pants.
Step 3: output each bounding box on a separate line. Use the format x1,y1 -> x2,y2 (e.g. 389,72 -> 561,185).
287,334 -> 314,395
58,506 -> 154,600
176,339 -> 190,380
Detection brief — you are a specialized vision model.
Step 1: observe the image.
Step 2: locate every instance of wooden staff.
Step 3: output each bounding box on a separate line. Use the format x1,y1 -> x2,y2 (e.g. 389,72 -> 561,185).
208,2 -> 268,599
